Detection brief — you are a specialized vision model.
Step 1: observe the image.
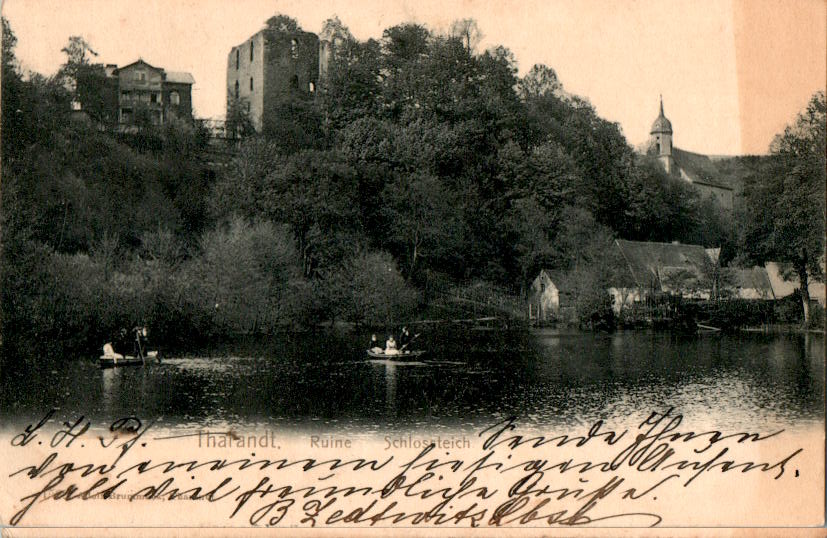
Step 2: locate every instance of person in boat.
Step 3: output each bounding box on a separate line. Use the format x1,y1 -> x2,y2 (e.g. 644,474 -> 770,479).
399,326 -> 411,349
384,335 -> 399,355
132,325 -> 147,358
369,334 -> 383,353
114,328 -> 130,356
101,342 -> 123,360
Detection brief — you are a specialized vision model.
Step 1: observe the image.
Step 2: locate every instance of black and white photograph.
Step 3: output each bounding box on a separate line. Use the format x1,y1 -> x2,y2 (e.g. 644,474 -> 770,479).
0,0 -> 824,534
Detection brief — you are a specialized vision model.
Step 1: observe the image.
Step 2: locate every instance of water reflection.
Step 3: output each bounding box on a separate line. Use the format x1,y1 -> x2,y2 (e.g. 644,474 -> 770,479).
100,367 -> 120,409
0,331 -> 823,433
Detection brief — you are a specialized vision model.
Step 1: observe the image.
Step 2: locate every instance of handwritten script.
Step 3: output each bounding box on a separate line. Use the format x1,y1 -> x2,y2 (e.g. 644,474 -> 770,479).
4,408 -> 805,527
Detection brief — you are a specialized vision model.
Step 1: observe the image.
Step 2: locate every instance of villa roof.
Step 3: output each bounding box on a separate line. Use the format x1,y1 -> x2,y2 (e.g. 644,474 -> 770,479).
111,60 -> 194,85
165,71 -> 195,85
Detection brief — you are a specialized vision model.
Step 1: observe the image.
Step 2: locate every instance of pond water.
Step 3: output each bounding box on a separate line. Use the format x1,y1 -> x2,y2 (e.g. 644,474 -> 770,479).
1,330 -> 823,434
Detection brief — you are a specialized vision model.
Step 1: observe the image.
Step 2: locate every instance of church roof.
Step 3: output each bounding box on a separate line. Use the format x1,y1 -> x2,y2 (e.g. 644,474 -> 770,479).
672,148 -> 733,190
650,98 -> 672,134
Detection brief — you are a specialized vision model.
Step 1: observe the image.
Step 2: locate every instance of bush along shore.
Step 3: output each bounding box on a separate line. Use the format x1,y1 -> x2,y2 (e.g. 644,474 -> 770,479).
533,291 -> 824,333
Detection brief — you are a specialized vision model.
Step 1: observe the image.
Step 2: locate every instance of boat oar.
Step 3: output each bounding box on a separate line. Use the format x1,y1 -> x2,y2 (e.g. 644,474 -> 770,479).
399,333 -> 421,351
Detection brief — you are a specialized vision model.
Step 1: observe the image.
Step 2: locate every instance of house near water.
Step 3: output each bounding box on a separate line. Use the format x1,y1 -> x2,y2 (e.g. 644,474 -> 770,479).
726,266 -> 775,300
528,269 -> 565,322
764,262 -> 826,307
528,240 -> 722,320
609,239 -> 719,313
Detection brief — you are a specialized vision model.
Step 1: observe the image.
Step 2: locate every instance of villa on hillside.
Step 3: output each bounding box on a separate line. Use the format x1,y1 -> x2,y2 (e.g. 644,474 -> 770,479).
75,59 -> 194,126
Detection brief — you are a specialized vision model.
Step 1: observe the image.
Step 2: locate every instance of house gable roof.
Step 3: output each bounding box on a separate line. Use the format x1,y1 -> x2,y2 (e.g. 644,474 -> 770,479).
615,239 -> 713,291
115,59 -> 162,74
727,266 -> 774,297
540,269 -> 567,284
114,60 -> 194,85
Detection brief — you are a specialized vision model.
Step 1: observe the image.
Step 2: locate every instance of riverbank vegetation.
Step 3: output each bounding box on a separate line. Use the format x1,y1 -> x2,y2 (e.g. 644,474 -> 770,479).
1,16 -> 823,363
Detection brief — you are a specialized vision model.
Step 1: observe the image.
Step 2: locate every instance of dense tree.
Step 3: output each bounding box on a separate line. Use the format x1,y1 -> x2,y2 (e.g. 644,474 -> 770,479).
180,219 -> 301,332
57,35 -> 98,88
740,92 -> 826,322
261,150 -> 363,277
225,97 -> 256,139
518,64 -> 563,100
319,37 -> 382,132
380,173 -> 460,280
323,251 -> 419,325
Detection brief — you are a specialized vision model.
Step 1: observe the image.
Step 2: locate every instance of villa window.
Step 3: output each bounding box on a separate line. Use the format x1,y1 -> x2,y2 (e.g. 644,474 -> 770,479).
170,91 -> 180,105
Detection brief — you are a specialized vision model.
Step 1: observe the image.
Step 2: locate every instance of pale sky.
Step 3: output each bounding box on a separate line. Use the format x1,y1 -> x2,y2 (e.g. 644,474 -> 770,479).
3,0 -> 825,155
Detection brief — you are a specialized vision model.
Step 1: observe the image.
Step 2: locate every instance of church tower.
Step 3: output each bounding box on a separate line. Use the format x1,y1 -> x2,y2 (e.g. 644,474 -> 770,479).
650,96 -> 675,174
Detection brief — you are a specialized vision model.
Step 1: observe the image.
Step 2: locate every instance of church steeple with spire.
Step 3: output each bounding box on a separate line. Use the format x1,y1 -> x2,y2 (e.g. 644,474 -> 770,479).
650,95 -> 675,174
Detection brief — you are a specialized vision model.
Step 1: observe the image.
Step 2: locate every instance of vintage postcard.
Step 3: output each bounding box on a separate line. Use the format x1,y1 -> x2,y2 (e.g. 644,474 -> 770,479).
0,0 -> 825,535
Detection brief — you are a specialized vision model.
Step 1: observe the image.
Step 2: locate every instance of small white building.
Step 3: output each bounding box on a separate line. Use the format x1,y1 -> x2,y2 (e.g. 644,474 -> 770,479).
528,269 -> 560,321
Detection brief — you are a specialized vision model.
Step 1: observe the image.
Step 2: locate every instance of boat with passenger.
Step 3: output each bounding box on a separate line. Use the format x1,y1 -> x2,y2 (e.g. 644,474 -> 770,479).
366,349 -> 426,360
366,329 -> 425,361
99,326 -> 161,368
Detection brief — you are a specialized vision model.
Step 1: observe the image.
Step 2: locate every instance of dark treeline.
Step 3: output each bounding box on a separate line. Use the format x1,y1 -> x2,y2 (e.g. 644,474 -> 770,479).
1,15 -> 821,362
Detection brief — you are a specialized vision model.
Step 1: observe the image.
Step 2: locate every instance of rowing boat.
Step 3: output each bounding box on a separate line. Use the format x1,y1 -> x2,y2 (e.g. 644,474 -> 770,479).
99,350 -> 160,368
366,349 -> 426,361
